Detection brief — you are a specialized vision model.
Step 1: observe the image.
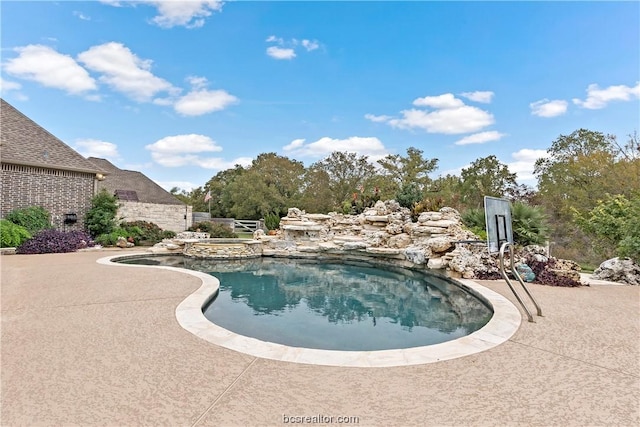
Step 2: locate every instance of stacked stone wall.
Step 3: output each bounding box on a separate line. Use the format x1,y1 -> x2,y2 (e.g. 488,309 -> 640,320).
118,200 -> 192,232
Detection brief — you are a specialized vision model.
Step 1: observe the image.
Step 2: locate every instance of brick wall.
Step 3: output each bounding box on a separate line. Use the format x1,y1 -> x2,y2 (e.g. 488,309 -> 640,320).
1,163 -> 95,230
118,200 -> 192,232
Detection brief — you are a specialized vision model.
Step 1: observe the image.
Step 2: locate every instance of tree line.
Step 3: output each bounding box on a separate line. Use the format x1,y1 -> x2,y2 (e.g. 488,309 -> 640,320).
171,129 -> 639,265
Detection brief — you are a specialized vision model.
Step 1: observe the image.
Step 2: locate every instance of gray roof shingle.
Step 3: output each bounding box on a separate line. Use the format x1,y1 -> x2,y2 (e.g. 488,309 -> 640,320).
88,158 -> 185,206
1,99 -> 103,174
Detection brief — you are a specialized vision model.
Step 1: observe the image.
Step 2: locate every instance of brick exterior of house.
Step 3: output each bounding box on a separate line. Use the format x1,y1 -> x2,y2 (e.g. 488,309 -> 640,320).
1,99 -> 104,229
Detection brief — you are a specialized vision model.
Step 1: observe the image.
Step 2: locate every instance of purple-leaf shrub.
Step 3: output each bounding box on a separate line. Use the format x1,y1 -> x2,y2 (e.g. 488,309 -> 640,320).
526,256 -> 582,287
16,229 -> 95,254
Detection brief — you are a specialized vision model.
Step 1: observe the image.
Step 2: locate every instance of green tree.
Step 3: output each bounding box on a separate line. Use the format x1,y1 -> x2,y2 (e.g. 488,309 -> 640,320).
299,166 -> 334,213
533,128 -> 637,263
205,165 -> 247,217
459,155 -> 517,208
226,153 -> 305,219
574,194 -> 640,263
84,189 -> 119,237
311,151 -> 377,209
377,147 -> 439,198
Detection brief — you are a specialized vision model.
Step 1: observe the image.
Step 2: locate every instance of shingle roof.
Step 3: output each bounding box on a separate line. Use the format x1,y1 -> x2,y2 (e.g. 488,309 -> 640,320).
0,98 -> 103,174
88,158 -> 185,206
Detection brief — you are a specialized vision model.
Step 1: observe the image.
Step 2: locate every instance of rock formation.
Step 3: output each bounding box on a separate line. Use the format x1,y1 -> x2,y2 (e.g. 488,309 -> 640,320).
592,258 -> 640,286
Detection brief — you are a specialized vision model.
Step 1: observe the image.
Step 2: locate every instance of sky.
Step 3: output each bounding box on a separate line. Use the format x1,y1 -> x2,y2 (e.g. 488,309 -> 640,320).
1,1 -> 639,192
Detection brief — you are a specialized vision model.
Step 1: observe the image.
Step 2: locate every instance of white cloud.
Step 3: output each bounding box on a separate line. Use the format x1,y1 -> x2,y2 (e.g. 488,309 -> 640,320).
301,39 -> 320,51
364,113 -> 392,123
4,44 -> 97,95
460,91 -> 494,103
375,92 -> 495,134
573,82 -> 640,109
388,106 -> 494,134
454,131 -> 506,145
156,180 -> 200,192
413,93 -> 465,109
74,139 -> 120,160
265,35 -> 321,60
78,42 -> 175,102
174,89 -> 238,116
73,11 -> 91,20
0,77 -> 22,92
266,35 -> 283,44
102,1 -> 223,28
146,134 -> 223,155
148,0 -> 223,28
145,134 -> 252,169
283,136 -> 389,161
507,148 -> 550,182
530,99 -> 568,117
186,75 -> 208,89
266,46 -> 296,60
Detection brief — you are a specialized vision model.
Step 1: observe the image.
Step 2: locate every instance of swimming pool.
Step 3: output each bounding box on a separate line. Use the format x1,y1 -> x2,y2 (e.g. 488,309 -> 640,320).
120,256 -> 492,350
103,253 -> 521,366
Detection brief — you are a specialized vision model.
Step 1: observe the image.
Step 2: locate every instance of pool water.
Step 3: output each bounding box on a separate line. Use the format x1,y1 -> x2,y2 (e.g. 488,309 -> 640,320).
121,256 -> 492,351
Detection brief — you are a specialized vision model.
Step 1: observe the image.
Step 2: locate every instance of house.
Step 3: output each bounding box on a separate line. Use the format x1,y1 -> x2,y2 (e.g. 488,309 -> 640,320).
87,158 -> 192,232
0,98 -> 106,229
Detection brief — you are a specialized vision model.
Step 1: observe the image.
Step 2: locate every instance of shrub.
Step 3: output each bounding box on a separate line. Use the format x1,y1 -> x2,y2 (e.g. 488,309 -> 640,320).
189,221 -> 237,238
5,206 -> 51,234
0,220 -> 31,247
461,203 -> 550,246
574,194 -> 640,263
120,220 -> 170,245
511,202 -> 550,246
396,183 -> 423,209
525,256 -> 582,287
411,197 -> 446,221
16,229 -> 95,254
85,190 -> 119,237
264,212 -> 281,231
95,228 -> 130,246
161,230 -> 176,239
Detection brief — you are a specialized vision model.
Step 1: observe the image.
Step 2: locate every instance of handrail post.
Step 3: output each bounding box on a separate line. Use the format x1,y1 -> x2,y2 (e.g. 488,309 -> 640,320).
499,242 -> 536,322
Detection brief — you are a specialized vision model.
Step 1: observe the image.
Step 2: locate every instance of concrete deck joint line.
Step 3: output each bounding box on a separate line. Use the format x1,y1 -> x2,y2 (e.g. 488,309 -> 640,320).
99,253 -> 523,367
191,358 -> 259,427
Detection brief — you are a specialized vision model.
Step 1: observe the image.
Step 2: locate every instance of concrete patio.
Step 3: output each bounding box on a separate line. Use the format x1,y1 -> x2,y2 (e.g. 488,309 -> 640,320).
1,250 -> 638,426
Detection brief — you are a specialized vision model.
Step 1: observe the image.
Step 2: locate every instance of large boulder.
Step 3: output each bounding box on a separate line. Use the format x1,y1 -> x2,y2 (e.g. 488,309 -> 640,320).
592,258 -> 640,285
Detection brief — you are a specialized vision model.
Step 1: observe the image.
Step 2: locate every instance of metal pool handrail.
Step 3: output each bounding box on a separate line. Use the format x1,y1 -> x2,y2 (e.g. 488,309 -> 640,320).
499,242 -> 543,323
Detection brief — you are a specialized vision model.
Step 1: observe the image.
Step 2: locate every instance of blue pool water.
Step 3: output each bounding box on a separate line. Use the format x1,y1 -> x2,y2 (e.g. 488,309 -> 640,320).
120,256 -> 492,351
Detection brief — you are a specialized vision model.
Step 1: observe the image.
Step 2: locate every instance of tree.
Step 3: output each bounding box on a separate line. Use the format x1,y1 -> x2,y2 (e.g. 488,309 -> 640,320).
205,165 -> 246,217
377,147 -> 439,198
534,129 -> 618,218
225,153 -> 305,219
533,128 -> 637,263
311,151 -> 377,209
84,189 -> 119,237
459,155 -> 517,208
574,194 -> 640,263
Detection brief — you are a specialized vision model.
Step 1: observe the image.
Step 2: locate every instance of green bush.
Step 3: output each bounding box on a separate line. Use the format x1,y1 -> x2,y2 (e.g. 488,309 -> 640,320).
85,190 -> 119,237
462,203 -> 550,246
574,194 -> 640,263
120,220 -> 171,245
0,219 -> 31,247
411,197 -> 446,221
5,206 -> 51,234
189,221 -> 237,238
95,228 -> 130,246
511,202 -> 550,246
396,183 -> 423,209
264,212 -> 281,231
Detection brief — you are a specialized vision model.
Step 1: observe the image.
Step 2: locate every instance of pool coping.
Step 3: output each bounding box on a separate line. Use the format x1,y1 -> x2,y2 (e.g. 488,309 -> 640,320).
98,253 -> 522,367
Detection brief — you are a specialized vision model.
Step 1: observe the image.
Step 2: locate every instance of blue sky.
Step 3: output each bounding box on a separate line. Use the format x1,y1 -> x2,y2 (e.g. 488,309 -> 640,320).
2,1 -> 639,192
